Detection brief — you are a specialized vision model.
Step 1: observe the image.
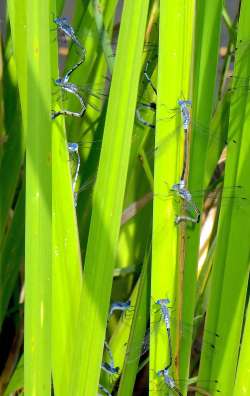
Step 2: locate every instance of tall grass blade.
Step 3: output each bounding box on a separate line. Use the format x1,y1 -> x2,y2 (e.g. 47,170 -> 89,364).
68,1 -> 150,394
198,1 -> 250,393
24,0 -> 52,394
50,2 -> 83,393
178,0 -> 223,391
150,2 -> 194,394
117,243 -> 150,396
0,0 -> 26,244
233,302 -> 250,396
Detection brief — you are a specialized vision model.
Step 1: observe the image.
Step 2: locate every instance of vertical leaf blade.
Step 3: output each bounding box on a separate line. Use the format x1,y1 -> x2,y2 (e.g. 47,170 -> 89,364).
150,2 -> 194,395
69,1 -> 150,394
178,0 -> 223,390
198,1 -> 250,393
24,1 -> 52,394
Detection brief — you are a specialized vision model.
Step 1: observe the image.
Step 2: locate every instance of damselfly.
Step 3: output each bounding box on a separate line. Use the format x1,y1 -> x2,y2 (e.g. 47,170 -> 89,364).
157,367 -> 183,396
136,102 -> 156,129
136,57 -> 157,128
52,80 -> 107,119
123,308 -> 221,366
101,341 -> 119,385
67,141 -> 101,208
68,143 -> 80,190
53,16 -> 86,57
155,299 -> 173,370
51,81 -> 87,119
98,383 -> 112,396
108,300 -> 134,324
170,181 -> 200,225
154,183 -> 250,215
134,370 -> 220,396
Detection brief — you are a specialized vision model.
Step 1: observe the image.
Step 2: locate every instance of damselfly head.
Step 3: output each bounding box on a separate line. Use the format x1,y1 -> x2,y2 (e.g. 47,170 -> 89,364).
178,99 -> 192,107
55,77 -> 63,85
109,300 -> 132,318
54,16 -> 69,26
157,368 -> 176,389
170,183 -> 181,193
68,142 -> 78,152
155,298 -> 170,306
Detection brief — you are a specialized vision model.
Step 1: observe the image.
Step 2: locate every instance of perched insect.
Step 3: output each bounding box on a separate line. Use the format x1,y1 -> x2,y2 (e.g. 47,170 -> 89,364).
67,139 -> 103,206
101,361 -> 119,387
170,180 -> 200,225
51,80 -> 87,119
178,99 -> 192,181
135,369 -> 220,396
136,102 -> 156,129
154,183 -> 250,226
98,383 -> 112,396
67,143 -> 81,207
143,59 -> 157,95
68,143 -> 80,191
157,367 -> 183,396
178,100 -> 192,131
101,361 -> 119,376
136,59 -> 157,129
101,333 -> 120,388
52,80 -> 107,120
123,299 -> 221,367
103,341 -> 118,372
109,300 -> 132,318
137,83 -> 236,157
155,299 -> 172,370
53,16 -> 86,57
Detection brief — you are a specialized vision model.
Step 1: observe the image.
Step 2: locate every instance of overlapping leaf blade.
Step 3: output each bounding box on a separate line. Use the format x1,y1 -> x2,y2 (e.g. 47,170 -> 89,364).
68,1 -> 150,394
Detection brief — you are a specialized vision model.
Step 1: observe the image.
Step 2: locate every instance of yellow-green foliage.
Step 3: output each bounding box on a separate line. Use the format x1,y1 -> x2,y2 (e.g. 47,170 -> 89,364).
0,1 -> 250,396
